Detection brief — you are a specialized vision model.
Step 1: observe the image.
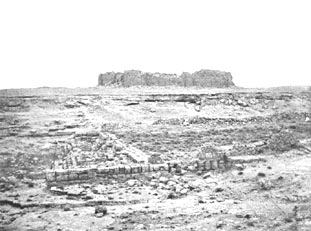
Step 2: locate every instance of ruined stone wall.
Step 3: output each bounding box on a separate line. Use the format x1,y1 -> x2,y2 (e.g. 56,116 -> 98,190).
46,158 -> 231,186
44,128 -> 235,186
98,69 -> 235,88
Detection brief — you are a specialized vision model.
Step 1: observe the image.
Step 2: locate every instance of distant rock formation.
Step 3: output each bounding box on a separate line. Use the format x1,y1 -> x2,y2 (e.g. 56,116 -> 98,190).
98,69 -> 235,88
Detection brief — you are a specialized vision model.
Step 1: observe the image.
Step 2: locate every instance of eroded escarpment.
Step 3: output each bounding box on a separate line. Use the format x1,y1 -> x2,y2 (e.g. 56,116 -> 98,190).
98,69 -> 235,88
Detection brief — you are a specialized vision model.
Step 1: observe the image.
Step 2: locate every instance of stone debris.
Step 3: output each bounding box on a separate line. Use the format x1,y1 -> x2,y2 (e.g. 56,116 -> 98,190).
229,155 -> 267,164
202,173 -> 212,179
95,206 -> 108,217
293,205 -> 311,221
127,179 -> 137,187
257,172 -> 266,177
154,112 -> 310,126
159,177 -> 169,184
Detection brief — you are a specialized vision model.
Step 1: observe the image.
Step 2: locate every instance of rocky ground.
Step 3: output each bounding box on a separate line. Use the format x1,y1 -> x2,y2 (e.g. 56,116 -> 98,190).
0,86 -> 311,231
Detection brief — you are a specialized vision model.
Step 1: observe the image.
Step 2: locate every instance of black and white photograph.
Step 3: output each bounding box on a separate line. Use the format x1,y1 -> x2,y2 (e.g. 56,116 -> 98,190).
0,0 -> 311,230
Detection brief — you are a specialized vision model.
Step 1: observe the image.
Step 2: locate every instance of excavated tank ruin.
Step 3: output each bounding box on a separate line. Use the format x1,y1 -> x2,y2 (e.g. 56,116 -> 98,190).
46,130 -> 232,186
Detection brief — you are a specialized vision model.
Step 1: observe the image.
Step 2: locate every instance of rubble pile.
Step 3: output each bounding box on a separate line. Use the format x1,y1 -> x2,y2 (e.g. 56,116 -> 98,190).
154,112 -> 311,126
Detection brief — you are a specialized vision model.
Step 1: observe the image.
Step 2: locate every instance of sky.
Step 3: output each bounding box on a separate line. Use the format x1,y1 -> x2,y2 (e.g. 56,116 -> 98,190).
0,0 -> 310,89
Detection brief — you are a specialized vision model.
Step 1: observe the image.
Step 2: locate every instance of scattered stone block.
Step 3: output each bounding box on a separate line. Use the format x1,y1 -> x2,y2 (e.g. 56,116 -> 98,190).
210,160 -> 218,170
124,166 -> 131,174
131,165 -> 139,174
79,174 -> 88,180
127,179 -> 137,187
50,186 -> 67,195
215,187 -> 224,193
56,173 -> 68,182
138,165 -> 143,173
152,164 -> 160,172
218,160 -> 225,169
257,172 -> 266,177
140,165 -> 148,173
106,153 -> 114,161
107,167 -> 116,175
229,155 -> 266,163
118,165 -> 125,174
204,160 -> 211,170
67,188 -> 84,196
63,204 -> 71,211
158,163 -> 169,171
68,171 -> 79,181
203,172 -> 211,179
159,177 -> 169,184
97,167 -> 109,175
180,188 -> 188,195
167,192 -> 177,199
235,164 -> 245,171
95,206 -> 107,217
87,169 -> 96,178
46,171 -> 56,181
112,166 -> 119,174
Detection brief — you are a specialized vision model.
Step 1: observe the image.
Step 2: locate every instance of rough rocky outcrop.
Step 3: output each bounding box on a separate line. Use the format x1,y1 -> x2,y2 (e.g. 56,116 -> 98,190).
98,69 -> 235,88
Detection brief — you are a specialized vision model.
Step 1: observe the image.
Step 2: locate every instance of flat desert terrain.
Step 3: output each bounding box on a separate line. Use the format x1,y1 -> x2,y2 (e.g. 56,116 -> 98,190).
0,86 -> 311,230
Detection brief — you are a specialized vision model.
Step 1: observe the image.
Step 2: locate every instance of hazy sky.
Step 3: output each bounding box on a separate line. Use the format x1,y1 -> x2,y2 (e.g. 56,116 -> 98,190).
0,0 -> 310,89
